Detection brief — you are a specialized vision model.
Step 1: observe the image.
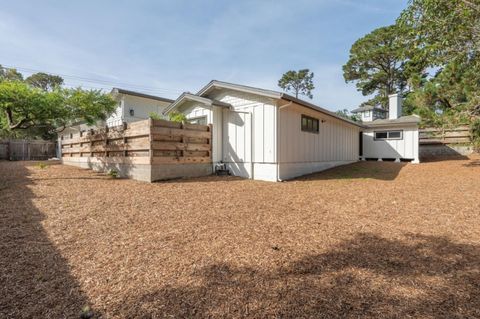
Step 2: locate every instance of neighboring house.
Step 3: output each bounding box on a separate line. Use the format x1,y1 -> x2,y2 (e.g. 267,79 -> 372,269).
107,88 -> 174,127
163,81 -> 420,181
58,88 -> 173,157
358,94 -> 420,163
351,105 -> 387,122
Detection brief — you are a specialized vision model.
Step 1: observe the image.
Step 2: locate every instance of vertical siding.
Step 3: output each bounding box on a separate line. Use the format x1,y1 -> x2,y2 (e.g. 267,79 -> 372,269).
278,104 -> 359,163
362,126 -> 419,160
210,90 -> 277,164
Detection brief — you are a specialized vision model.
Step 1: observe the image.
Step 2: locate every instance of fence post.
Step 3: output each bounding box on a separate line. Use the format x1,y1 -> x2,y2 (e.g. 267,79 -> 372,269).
148,118 -> 153,164
7,140 -> 10,161
104,126 -> 109,158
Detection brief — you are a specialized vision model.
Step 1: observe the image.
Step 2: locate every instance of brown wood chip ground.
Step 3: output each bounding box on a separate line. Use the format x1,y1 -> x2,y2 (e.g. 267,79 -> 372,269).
1,156 -> 480,318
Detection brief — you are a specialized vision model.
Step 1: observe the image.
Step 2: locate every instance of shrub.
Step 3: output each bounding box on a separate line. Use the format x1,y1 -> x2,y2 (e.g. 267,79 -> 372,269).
107,169 -> 119,178
168,111 -> 187,123
149,112 -> 163,120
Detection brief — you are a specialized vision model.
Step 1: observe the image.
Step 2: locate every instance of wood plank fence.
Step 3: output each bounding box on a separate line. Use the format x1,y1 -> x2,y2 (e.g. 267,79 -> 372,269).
419,126 -> 471,145
61,119 -> 212,165
0,139 -> 57,161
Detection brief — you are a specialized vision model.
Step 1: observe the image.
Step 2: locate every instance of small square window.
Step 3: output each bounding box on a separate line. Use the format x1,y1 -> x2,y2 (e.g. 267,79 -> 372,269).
129,109 -> 134,116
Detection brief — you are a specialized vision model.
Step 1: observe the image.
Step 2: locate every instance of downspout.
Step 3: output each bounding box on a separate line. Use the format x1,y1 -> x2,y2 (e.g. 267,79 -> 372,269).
276,101 -> 293,182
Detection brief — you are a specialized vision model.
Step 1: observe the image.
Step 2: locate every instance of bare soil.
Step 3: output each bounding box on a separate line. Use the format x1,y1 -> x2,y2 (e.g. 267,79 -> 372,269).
1,157 -> 480,318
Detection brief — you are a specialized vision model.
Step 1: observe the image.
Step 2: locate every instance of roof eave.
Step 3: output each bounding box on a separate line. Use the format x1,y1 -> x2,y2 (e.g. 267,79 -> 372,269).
280,94 -> 366,128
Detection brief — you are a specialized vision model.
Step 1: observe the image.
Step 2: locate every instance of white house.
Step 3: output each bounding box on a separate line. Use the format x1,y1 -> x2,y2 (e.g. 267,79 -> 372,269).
351,104 -> 388,122
359,94 -> 420,163
163,80 -> 363,181
58,88 -> 173,156
107,88 -> 174,127
162,81 -> 420,182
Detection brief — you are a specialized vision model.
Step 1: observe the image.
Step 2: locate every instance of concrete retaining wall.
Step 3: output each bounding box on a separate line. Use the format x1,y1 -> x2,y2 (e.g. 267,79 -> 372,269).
62,158 -> 212,182
420,144 -> 474,159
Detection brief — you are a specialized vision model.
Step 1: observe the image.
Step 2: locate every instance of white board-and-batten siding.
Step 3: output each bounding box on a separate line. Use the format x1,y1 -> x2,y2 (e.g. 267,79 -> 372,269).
182,90 -> 361,181
362,126 -> 419,162
277,103 -> 360,180
184,90 -> 278,180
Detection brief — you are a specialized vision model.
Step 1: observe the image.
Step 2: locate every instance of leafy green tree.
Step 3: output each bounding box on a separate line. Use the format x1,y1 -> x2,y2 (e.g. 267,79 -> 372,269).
399,0 -> 480,64
343,25 -> 425,109
398,0 -> 480,122
335,109 -> 359,122
278,69 -> 315,99
0,81 -> 116,136
0,65 -> 23,82
25,72 -> 64,91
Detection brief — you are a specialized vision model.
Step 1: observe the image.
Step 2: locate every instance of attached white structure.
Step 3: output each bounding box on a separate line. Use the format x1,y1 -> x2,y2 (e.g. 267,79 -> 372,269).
164,80 -> 363,181
360,94 -> 420,163
107,88 -> 174,127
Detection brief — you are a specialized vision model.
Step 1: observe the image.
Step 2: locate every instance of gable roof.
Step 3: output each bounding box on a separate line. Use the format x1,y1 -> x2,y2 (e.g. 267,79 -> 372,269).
163,92 -> 232,115
196,80 -> 364,128
111,88 -> 174,103
365,115 -> 421,127
351,105 -> 387,113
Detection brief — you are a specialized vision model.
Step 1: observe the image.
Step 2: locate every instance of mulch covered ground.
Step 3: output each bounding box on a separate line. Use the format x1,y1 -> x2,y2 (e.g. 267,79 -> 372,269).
1,156 -> 480,318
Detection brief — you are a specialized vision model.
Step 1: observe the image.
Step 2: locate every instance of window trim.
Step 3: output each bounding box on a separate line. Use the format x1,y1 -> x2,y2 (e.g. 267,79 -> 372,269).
374,130 -> 403,141
188,115 -> 208,125
301,114 -> 320,134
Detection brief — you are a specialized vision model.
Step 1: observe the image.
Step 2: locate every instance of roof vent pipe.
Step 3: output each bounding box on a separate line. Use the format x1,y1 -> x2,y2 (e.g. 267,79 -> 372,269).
388,94 -> 402,120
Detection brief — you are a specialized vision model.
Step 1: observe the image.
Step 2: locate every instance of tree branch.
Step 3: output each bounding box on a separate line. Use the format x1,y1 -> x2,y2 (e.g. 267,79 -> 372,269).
4,108 -> 28,130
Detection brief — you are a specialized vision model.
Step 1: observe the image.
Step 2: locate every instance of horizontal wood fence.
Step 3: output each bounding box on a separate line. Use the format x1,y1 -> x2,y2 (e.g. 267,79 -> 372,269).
61,119 -> 212,165
0,139 -> 57,160
419,126 -> 471,145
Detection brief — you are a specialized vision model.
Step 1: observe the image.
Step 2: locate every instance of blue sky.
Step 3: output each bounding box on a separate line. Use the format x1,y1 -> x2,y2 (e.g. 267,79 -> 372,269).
0,0 -> 408,111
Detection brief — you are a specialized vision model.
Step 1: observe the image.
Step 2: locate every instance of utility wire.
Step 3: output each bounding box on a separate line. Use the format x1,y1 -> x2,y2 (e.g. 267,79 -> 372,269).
1,64 -> 183,95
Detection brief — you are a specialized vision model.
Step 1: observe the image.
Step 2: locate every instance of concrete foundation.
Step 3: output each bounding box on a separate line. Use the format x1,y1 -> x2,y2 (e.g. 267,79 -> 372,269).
62,158 -> 212,182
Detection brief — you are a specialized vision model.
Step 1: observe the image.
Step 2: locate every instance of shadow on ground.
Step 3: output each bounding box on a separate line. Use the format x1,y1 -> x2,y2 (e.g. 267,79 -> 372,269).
0,162 -> 96,318
113,233 -> 480,318
295,161 -> 407,182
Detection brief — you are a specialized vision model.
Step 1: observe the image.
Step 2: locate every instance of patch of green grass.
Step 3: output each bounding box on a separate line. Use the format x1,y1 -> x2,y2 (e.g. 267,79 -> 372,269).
35,163 -> 48,169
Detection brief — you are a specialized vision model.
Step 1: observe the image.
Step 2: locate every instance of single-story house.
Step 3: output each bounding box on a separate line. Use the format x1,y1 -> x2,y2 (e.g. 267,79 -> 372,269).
163,80 -> 420,182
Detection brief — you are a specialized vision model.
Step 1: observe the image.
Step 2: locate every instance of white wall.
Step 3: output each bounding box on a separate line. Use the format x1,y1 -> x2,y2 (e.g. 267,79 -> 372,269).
277,103 -> 360,180
362,125 -> 419,162
106,94 -> 171,127
211,90 -> 278,180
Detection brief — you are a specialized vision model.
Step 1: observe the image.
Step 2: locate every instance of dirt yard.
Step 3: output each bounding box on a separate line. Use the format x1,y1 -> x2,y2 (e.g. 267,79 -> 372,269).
1,157 -> 480,318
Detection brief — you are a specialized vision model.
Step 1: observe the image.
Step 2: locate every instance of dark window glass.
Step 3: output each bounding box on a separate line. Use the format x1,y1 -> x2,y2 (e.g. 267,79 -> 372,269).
375,132 -> 388,139
301,115 -> 319,133
374,131 -> 403,140
388,131 -> 402,139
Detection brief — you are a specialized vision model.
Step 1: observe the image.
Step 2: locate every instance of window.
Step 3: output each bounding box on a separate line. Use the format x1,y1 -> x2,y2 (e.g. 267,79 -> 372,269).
374,130 -> 403,140
301,115 -> 319,133
189,116 -> 207,125
129,109 -> 134,117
